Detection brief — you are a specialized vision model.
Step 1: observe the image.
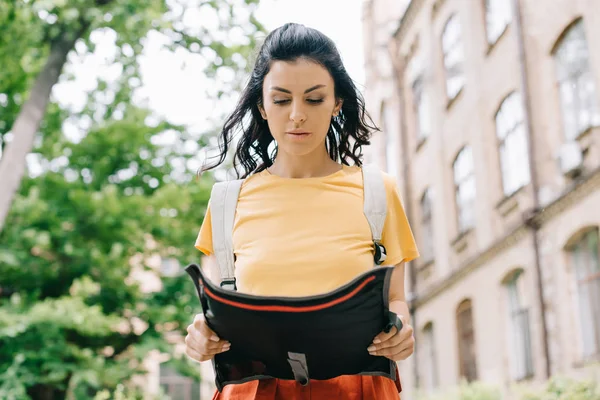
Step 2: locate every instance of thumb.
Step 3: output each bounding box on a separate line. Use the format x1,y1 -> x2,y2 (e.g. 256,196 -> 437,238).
193,313 -> 220,342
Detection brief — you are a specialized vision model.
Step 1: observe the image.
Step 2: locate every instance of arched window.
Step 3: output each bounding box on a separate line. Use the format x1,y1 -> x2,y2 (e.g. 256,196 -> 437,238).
456,299 -> 478,382
496,92 -> 530,195
442,14 -> 465,100
420,188 -> 435,261
552,19 -> 600,140
453,147 -> 476,232
503,269 -> 534,379
485,0 -> 512,44
566,227 -> 600,358
420,322 -> 438,391
412,77 -> 431,140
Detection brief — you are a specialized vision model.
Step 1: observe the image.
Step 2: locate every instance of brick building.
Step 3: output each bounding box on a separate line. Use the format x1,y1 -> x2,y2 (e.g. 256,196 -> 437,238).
362,0 -> 600,397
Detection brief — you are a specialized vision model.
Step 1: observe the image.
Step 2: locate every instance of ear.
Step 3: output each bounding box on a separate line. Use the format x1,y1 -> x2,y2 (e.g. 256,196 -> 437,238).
258,104 -> 267,120
333,98 -> 343,116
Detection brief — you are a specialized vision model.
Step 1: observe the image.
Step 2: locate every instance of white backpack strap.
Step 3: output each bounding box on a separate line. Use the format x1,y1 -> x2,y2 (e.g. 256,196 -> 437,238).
362,164 -> 388,265
209,179 -> 244,290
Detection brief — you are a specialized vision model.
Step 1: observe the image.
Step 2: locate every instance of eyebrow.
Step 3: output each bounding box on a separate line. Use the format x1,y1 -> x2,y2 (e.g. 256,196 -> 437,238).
270,84 -> 327,94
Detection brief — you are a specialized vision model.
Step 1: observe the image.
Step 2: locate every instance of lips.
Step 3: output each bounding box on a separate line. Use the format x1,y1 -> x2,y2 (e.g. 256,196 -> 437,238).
286,130 -> 310,136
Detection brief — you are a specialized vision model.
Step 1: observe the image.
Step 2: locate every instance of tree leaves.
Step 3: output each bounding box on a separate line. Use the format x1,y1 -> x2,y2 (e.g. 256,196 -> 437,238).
0,0 -> 263,397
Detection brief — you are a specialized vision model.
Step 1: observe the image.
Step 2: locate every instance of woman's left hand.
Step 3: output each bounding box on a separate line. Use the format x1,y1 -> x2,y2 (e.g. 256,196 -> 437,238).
367,316 -> 415,361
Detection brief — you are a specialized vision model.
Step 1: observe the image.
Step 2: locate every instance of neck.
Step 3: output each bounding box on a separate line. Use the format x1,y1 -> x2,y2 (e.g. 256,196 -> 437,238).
269,147 -> 340,179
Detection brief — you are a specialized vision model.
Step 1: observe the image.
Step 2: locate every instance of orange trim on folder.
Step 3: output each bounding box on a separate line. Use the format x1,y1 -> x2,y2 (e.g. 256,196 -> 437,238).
204,276 -> 376,312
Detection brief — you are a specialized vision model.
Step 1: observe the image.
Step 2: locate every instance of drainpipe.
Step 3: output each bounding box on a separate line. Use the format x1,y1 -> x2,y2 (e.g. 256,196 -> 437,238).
511,0 -> 551,379
388,38 -> 420,389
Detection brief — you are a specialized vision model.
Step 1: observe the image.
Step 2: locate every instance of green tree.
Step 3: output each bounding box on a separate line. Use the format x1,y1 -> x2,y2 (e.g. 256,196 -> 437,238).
0,0 -> 264,398
0,0 -> 263,232
1,103 -> 215,398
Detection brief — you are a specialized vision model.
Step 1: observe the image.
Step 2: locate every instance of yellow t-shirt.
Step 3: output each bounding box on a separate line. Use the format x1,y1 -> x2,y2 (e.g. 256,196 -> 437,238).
195,165 -> 419,297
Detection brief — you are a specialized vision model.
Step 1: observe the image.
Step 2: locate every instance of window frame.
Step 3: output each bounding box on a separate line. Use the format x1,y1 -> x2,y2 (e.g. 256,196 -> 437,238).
441,14 -> 466,102
456,299 -> 478,382
568,228 -> 600,359
420,188 -> 435,262
495,91 -> 531,196
504,270 -> 535,380
484,0 -> 512,46
453,146 -> 476,233
552,19 -> 600,140
421,322 -> 438,391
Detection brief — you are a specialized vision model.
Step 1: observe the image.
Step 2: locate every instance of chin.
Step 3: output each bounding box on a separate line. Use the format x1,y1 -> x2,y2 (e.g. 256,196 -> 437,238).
275,135 -> 326,157
278,143 -> 323,157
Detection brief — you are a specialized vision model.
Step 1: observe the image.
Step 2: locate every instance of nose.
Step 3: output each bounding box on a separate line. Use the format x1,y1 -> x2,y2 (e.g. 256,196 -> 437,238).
289,102 -> 307,124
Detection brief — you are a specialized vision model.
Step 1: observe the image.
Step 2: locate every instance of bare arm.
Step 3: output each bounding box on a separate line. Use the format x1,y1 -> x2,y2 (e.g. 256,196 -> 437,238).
368,262 -> 415,361
388,262 -> 411,326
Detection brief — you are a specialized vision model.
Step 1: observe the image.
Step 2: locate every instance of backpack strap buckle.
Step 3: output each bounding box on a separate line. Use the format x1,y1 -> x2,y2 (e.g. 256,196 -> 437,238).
374,241 -> 387,265
220,278 -> 237,291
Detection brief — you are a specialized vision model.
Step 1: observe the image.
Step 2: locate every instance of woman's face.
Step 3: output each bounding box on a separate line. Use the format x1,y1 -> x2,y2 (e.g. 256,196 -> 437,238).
259,59 -> 342,157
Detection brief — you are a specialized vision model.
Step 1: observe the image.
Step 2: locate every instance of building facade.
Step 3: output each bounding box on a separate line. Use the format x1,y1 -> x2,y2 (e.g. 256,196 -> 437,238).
362,0 -> 600,398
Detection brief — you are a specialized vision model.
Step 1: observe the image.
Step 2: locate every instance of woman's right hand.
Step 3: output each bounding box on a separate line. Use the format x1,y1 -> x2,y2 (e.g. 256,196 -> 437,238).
185,313 -> 230,362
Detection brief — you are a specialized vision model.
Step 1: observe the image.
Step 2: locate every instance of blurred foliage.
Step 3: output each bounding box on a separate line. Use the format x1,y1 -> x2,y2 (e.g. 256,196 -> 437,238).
416,375 -> 600,400
416,380 -> 503,400
520,376 -> 600,400
0,0 -> 264,398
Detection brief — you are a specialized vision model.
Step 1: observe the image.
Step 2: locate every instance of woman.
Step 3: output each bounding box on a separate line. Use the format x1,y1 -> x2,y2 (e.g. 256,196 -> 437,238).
185,23 -> 419,399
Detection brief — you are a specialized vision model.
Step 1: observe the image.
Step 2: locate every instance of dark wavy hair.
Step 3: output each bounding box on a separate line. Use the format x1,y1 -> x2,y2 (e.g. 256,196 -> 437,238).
201,23 -> 379,179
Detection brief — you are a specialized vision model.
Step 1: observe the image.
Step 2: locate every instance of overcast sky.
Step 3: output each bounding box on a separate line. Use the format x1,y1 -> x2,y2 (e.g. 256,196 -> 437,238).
52,0 -> 365,132
34,0 -> 366,178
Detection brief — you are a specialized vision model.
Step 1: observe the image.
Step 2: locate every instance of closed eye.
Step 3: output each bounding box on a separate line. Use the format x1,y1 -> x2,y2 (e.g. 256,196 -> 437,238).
273,98 -> 324,105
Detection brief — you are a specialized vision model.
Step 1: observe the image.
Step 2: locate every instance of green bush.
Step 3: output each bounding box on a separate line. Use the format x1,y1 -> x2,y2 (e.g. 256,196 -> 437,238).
417,375 -> 600,400
520,376 -> 600,400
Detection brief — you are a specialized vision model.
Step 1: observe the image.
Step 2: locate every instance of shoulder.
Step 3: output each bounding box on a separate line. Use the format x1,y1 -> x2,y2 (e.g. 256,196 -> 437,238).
359,164 -> 400,193
381,172 -> 401,199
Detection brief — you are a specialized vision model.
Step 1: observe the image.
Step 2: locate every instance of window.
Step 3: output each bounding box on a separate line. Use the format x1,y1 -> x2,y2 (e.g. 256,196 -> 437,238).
485,0 -> 512,44
381,103 -> 398,175
442,14 -> 465,100
569,228 -> 600,359
453,147 -> 476,233
413,77 -> 431,141
456,299 -> 478,382
505,270 -> 534,380
420,188 -> 435,261
496,92 -> 530,196
159,365 -> 200,400
420,322 -> 438,391
553,19 -> 600,140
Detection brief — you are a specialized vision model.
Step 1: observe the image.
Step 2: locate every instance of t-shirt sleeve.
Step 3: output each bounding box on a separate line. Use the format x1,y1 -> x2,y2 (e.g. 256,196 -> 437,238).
195,204 -> 213,256
380,174 -> 420,266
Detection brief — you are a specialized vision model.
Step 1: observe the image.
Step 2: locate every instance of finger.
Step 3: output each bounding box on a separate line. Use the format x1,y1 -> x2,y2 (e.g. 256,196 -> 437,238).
187,325 -> 227,347
192,314 -> 220,342
370,336 -> 414,358
185,329 -> 229,353
370,342 -> 409,358
372,326 -> 398,346
372,314 -> 407,344
368,331 -> 402,352
185,339 -> 231,361
185,345 -> 209,363
375,318 -> 413,346
389,347 -> 414,361
202,341 -> 232,356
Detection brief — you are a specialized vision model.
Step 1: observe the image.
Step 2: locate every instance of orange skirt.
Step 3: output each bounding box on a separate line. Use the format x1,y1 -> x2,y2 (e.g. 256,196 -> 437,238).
212,372 -> 402,400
